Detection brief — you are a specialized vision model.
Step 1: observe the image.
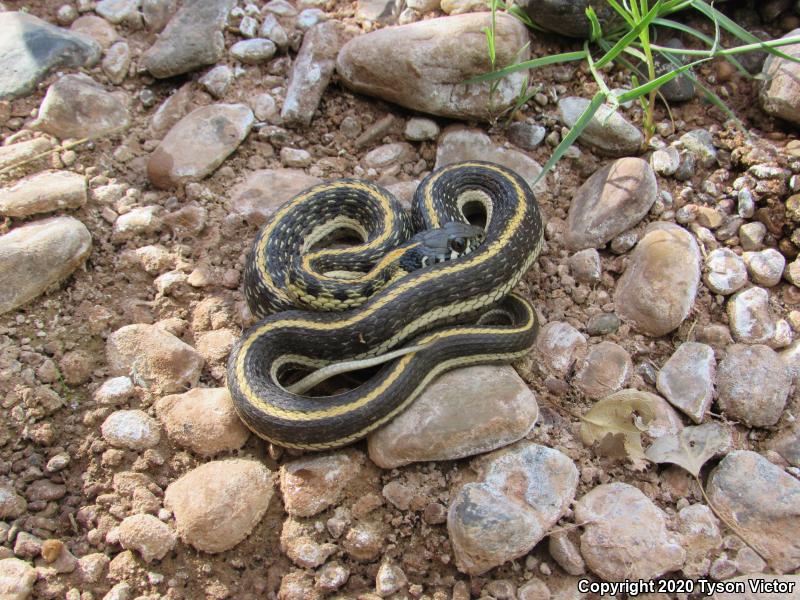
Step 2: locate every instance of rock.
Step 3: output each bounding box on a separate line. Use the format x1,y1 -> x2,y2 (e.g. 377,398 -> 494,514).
568,248 -> 601,283
148,103 -> 254,189
316,561 -> 350,592
259,14 -> 289,50
0,484 -> 26,519
707,451 -> 800,573
143,0 -> 176,31
727,287 -> 775,344
77,553 -> 109,584
448,442 -> 578,575
435,127 -> 545,195
742,249 -> 785,287
12,533 -> 41,560
548,531 -> 585,576
767,424 -> 800,467
558,97 -> 643,157
113,206 -> 162,241
70,15 -> 119,49
297,8 -> 327,30
0,171 -> 86,217
103,583 -> 132,600
95,377 -> 135,405
572,341 -> 631,399
155,387 -> 249,455
716,344 -> 789,428
375,561 -> 407,596
614,222 -> 701,336
704,248 -> 748,295
102,41 -> 131,85
337,13 -> 530,121
280,450 -> 368,517
565,157 -> 657,250
342,522 -> 384,562
148,82 -> 192,138
101,410 -> 161,450
650,146 -> 681,176
0,12 -> 101,101
164,459 -> 273,553
680,128 -> 717,168
0,138 -> 54,172
760,28 -> 800,125
657,342 -> 715,423
227,169 -> 322,225
514,0 -> 620,38
32,74 -> 130,140
142,0 -> 236,78
364,142 -> 415,169
230,38 -> 277,63
585,313 -> 620,336
535,321 -> 587,376
677,503 -> 722,578
655,39 -> 695,103
575,482 -> 685,580
0,558 -> 36,600
199,65 -> 232,98
713,575 -> 800,600
280,147 -> 313,168
0,216 -> 92,315
740,222 -> 766,251
356,0 -> 396,21
251,92 -> 278,122
106,323 -> 204,392
404,117 -> 439,141
368,365 -> 538,468
118,514 -> 176,562
282,22 -> 349,126
96,0 -> 142,25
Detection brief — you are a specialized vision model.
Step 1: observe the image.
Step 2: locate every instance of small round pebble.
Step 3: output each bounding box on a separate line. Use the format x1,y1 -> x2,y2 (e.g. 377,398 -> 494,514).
586,313 -> 620,336
404,117 -> 439,141
703,248 -> 747,295
118,514 -> 177,562
742,249 -> 786,287
101,410 -> 161,450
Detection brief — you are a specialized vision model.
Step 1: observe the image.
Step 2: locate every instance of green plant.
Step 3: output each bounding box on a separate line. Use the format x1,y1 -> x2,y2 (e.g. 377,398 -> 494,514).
470,0 -> 800,183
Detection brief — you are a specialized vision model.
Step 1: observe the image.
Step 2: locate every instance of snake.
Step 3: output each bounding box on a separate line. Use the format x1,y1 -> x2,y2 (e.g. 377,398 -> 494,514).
227,161 -> 544,450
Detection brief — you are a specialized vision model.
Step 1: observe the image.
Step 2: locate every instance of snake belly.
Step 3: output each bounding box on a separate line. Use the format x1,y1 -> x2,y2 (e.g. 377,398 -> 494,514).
227,161 -> 544,450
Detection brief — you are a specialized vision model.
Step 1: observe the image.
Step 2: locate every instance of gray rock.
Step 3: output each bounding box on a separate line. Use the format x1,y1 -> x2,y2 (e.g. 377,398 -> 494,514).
282,22 -> 349,127
32,74 -> 130,140
70,15 -> 119,49
742,249 -> 785,287
367,365 -> 538,468
565,157 -> 656,250
513,0 -> 620,38
767,424 -> 800,467
0,11 -> 101,101
508,122 -> 546,150
280,147 -> 312,168
404,117 -> 439,141
337,13 -> 530,122
356,0 -> 396,22
230,38 -> 277,64
102,41 -> 131,84
677,504 -> 722,578
141,0 -> 236,78
704,248 -> 748,295
614,222 -> 701,336
568,248 -> 601,283
0,558 -> 36,600
259,14 -> 288,49
760,28 -> 800,125
575,482 -> 685,580
142,0 -> 176,30
435,127 -> 545,195
707,451 -> 800,573
656,342 -> 715,423
585,313 -> 619,336
297,8 -> 327,30
0,171 -> 87,218
227,169 -> 322,225
148,82 -> 192,138
199,65 -> 233,98
447,442 -> 578,575
572,341 -> 631,399
650,146 -> 680,176
364,142 -> 414,169
535,321 -> 587,376
739,221 -> 767,251
680,129 -> 717,168
727,286 -> 775,344
716,344 -> 789,428
148,103 -> 254,189
101,409 -> 161,450
0,138 -> 54,172
558,96 -> 643,157
654,39 -> 695,103
0,216 -> 92,315
96,0 -> 142,26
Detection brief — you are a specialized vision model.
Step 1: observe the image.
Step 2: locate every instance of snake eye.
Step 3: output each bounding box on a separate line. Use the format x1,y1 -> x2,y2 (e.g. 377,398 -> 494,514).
449,237 -> 467,254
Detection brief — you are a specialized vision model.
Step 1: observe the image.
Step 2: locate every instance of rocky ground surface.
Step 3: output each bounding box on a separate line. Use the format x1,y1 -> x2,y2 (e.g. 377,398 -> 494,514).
1,0 -> 800,598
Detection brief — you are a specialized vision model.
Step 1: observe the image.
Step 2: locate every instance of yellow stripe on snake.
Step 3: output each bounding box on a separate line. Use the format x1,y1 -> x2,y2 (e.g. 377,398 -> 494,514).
227,161 -> 543,449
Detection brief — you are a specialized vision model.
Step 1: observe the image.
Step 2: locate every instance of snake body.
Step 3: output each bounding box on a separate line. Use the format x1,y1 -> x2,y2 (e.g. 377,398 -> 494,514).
227,161 -> 543,450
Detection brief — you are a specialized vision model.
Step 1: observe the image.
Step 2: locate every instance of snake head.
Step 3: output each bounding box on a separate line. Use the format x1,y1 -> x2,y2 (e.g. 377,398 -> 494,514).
401,222 -> 485,271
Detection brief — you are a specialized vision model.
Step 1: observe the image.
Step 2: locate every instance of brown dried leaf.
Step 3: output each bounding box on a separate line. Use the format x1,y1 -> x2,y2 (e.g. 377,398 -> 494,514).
645,422 -> 732,477
580,394 -> 659,463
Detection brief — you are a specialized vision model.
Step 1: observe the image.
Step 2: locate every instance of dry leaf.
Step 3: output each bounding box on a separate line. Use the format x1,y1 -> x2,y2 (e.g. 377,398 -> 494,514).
580,394 -> 659,463
645,422 -> 732,477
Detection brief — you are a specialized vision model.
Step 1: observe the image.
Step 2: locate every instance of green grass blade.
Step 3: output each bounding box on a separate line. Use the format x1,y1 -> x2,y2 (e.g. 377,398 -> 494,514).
606,0 -> 636,28
616,53 -> 710,102
586,6 -> 603,42
534,91 -> 607,185
653,17 -> 750,75
595,0 -> 663,69
465,50 -> 587,83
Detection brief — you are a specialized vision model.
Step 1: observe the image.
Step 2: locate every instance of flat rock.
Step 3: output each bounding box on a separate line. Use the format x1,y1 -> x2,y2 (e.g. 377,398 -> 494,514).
513,0 -> 620,38
0,171 -> 86,218
565,157 -> 656,250
282,22 -> 349,126
337,13 -> 530,121
767,424 -> 800,467
727,287 -> 776,344
106,324 -> 204,392
572,341 -> 631,399
707,451 -> 800,573
142,0 -> 236,78
435,127 -> 545,195
0,558 -> 36,600
704,248 -> 748,295
615,222 -> 701,336
0,138 -> 54,172
118,514 -> 176,563
70,15 -> 119,49
227,169 -> 322,225
575,482 -> 685,580
148,82 -> 193,139
0,12 -> 101,101
716,344 -> 789,428
155,387 -> 249,456
32,74 -> 130,139
657,342 -> 716,423
230,38 -> 277,64
760,28 -> 800,125
447,442 -> 578,575
558,96 -> 643,157
0,216 -> 92,315
164,459 -> 273,553
0,484 -> 27,520
367,365 -> 538,468
147,103 -> 254,189
101,409 -> 161,450
280,450 -> 369,517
